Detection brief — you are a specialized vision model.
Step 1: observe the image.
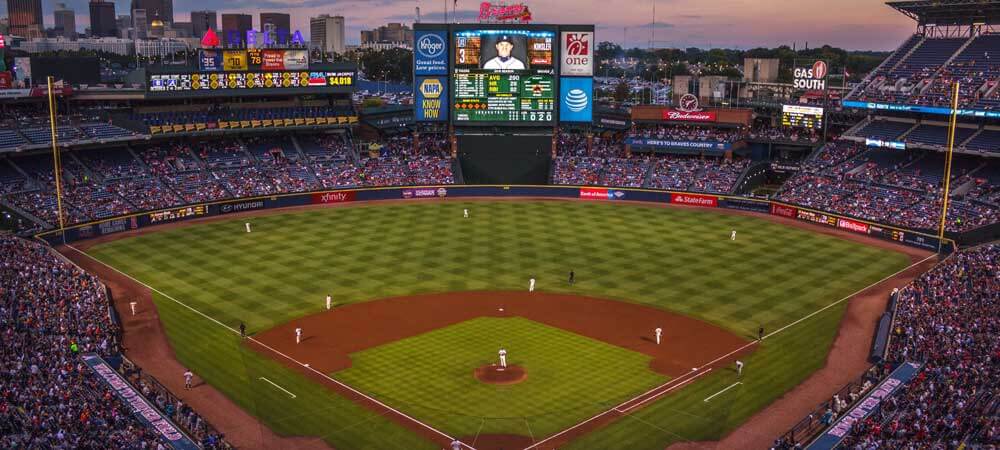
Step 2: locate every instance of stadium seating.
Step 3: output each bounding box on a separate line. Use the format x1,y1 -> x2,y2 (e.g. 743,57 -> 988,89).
0,235 -> 230,449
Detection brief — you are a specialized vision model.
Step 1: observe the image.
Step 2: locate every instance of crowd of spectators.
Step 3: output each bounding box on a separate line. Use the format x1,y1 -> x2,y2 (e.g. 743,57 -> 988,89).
840,244 -> 999,449
776,140 -> 999,232
629,124 -> 746,143
0,235 -> 229,449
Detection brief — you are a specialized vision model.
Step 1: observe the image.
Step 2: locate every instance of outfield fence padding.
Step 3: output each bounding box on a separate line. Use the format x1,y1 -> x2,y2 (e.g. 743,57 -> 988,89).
37,185 -> 954,253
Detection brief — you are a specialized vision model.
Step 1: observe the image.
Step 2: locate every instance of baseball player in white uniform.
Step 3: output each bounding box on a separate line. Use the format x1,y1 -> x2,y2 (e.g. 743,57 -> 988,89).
463,208 -> 469,218
245,222 -> 252,233
130,301 -> 137,316
295,327 -> 302,344
736,360 -> 744,377
326,295 -> 332,310
183,369 -> 193,390
482,35 -> 526,70
731,230 -> 737,241
655,327 -> 663,345
529,278 -> 535,292
451,439 -> 463,450
498,348 -> 508,369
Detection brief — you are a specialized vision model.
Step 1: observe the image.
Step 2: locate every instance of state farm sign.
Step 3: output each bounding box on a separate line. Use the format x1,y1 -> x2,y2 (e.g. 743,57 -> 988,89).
663,109 -> 717,122
671,193 -> 718,207
560,32 -> 593,76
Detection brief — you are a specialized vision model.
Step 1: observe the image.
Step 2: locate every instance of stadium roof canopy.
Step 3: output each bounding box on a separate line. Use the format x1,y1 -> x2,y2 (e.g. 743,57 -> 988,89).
887,0 -> 1000,26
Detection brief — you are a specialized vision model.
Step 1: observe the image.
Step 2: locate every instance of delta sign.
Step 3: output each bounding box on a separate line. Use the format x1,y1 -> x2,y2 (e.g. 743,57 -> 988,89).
202,28 -> 307,48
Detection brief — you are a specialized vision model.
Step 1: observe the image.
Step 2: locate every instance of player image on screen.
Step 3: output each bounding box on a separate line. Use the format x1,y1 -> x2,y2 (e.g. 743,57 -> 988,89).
481,35 -> 527,70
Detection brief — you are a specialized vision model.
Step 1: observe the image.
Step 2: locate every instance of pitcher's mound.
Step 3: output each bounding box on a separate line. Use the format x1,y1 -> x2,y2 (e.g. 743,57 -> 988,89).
474,364 -> 526,385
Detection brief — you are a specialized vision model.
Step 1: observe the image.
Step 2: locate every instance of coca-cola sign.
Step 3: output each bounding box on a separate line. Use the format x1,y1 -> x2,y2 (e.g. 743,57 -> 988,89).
662,109 -> 717,122
770,203 -> 797,218
478,2 -> 533,23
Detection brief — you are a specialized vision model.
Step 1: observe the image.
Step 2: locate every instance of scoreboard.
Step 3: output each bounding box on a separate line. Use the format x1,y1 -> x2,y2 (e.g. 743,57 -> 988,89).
451,29 -> 556,125
453,71 -> 554,122
781,104 -> 824,129
145,48 -> 356,98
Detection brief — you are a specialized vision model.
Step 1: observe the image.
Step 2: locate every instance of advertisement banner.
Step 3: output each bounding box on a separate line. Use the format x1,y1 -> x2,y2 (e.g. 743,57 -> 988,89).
220,199 -> 266,214
670,193 -> 718,207
282,50 -> 308,70
721,198 -> 770,213
625,137 -> 731,151
797,209 -> 837,227
579,188 -> 626,200
222,51 -> 248,71
560,31 -> 594,76
662,109 -> 717,122
149,205 -> 206,224
794,60 -> 828,91
81,354 -> 200,450
311,191 -> 356,204
414,30 -> 448,75
770,203 -> 798,218
199,50 -> 222,72
560,77 -> 593,122
415,77 -> 449,122
402,187 -> 448,199
808,363 -> 923,450
261,50 -> 285,70
836,217 -> 869,234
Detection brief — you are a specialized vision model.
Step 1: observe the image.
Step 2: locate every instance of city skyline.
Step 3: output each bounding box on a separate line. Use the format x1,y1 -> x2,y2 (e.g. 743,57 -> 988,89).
2,0 -> 916,50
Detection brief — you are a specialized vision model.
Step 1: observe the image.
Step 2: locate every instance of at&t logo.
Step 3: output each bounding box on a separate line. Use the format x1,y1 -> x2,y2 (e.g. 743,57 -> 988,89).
564,88 -> 589,112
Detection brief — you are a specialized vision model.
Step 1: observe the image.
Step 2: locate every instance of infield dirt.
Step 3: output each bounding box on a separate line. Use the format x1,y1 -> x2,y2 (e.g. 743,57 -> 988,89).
60,198 -> 935,450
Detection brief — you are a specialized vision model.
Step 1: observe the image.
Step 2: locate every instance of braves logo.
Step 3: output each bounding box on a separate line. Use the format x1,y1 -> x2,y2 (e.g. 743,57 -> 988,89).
565,33 -> 589,56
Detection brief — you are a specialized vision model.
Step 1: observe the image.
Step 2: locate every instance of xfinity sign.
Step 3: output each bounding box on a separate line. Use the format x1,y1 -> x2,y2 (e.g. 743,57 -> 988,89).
414,31 -> 448,75
793,60 -> 828,90
560,31 -> 594,76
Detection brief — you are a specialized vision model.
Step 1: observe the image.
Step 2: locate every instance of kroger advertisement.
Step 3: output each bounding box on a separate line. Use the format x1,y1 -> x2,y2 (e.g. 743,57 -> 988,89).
560,77 -> 593,122
415,31 -> 448,75
416,77 -> 449,121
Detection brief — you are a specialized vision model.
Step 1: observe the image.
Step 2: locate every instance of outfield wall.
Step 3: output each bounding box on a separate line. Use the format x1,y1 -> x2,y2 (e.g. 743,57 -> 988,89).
36,185 -> 955,253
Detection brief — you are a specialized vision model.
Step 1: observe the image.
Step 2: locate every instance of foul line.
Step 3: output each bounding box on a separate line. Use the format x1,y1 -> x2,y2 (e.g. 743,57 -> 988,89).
63,244 -> 477,450
703,382 -> 742,403
259,377 -> 297,398
523,252 -> 938,450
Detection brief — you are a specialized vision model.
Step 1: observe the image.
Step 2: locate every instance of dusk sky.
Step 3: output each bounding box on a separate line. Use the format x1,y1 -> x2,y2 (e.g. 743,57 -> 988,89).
16,0 -> 916,50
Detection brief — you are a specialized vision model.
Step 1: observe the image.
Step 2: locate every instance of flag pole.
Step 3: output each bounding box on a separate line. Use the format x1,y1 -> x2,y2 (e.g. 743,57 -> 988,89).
937,81 -> 959,254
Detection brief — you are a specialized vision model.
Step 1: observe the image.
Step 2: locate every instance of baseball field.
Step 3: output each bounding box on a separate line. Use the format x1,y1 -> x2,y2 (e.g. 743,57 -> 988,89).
78,199 -> 916,449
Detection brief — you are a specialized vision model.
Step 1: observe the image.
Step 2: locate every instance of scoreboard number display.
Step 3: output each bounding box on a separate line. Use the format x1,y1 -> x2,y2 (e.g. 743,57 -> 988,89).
781,104 -> 824,129
452,29 -> 556,125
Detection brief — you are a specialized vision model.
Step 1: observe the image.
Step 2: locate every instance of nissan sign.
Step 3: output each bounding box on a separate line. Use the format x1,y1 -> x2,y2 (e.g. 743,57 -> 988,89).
793,60 -> 828,91
560,31 -> 594,76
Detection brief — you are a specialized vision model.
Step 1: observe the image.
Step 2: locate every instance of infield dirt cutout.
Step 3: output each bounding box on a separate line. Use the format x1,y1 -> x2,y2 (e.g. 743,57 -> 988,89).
248,291 -> 753,449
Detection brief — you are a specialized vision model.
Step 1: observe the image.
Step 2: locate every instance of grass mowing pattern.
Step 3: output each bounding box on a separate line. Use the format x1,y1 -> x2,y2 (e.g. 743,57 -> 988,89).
87,201 -> 912,448
335,317 -> 667,439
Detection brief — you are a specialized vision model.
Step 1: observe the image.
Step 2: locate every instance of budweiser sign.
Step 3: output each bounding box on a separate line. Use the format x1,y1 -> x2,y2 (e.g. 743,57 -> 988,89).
478,2 -> 533,22
663,109 -> 717,122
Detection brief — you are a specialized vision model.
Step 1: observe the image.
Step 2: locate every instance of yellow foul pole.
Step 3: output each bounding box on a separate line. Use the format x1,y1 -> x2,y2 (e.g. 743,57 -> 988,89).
937,81 -> 959,253
47,76 -> 66,240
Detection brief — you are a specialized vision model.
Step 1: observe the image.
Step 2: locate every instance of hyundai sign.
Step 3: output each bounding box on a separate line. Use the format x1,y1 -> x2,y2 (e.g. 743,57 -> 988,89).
560,77 -> 593,122
415,31 -> 448,75
560,31 -> 594,76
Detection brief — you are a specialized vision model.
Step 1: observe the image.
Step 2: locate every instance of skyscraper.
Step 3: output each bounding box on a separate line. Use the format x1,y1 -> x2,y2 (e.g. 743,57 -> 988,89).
260,12 -> 290,32
221,13 -> 253,47
131,0 -> 172,25
191,10 -> 217,38
310,14 -> 345,54
7,0 -> 44,38
89,0 -> 117,38
54,3 -> 76,39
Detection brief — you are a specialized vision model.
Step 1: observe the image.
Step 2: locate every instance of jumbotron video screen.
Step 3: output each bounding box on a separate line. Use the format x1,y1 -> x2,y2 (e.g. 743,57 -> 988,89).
452,29 -> 556,124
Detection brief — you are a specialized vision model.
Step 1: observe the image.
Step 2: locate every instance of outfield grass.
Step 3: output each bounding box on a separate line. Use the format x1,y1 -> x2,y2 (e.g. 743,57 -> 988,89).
335,317 -> 667,439
87,201 -> 912,449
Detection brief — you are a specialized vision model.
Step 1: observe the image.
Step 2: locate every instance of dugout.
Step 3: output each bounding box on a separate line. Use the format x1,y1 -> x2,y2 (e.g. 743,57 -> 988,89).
456,132 -> 552,184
